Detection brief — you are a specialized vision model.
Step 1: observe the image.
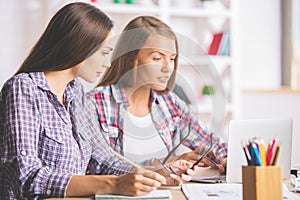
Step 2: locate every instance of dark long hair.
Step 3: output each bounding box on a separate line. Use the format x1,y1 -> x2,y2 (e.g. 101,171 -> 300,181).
98,16 -> 179,94
16,2 -> 113,74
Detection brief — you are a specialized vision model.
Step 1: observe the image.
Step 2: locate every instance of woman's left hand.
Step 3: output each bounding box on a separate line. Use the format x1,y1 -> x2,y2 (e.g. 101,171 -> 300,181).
152,159 -> 197,186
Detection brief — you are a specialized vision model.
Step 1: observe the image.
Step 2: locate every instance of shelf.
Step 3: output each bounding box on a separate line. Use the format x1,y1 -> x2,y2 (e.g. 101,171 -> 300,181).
189,103 -> 233,113
92,3 -> 230,17
169,8 -> 231,18
179,56 -> 232,66
94,3 -> 160,15
242,87 -> 300,94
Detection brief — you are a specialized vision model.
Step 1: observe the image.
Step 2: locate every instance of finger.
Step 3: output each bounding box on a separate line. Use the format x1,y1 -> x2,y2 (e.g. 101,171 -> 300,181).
142,171 -> 166,185
185,167 -> 197,176
190,160 -> 205,167
217,164 -> 226,174
187,153 -> 202,161
180,152 -> 201,161
118,174 -> 158,196
169,174 -> 183,185
130,174 -> 161,194
201,157 -> 218,168
172,160 -> 194,170
208,150 -> 217,159
180,173 -> 192,182
134,184 -> 158,195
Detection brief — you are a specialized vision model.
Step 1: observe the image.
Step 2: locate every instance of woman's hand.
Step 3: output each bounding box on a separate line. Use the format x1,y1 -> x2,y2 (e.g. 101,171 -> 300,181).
112,171 -> 166,196
177,148 -> 205,166
177,148 -> 227,174
151,159 -> 198,186
166,160 -> 198,185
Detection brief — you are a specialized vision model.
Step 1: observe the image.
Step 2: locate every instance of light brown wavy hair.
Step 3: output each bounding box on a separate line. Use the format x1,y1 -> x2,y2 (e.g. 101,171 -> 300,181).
98,16 -> 178,94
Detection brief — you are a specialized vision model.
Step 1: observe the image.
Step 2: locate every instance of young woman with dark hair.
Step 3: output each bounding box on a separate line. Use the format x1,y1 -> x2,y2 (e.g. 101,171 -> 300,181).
0,3 -> 194,199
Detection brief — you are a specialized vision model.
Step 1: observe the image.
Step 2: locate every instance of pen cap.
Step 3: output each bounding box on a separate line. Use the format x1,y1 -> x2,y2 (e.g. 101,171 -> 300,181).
242,166 -> 282,200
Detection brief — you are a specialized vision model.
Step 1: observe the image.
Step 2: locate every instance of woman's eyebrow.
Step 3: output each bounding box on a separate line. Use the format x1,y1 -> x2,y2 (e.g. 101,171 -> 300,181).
151,51 -> 176,56
103,46 -> 113,51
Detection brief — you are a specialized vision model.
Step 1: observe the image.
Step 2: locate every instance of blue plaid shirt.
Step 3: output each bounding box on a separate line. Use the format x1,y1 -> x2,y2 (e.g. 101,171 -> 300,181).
0,72 -> 132,199
87,85 -> 228,166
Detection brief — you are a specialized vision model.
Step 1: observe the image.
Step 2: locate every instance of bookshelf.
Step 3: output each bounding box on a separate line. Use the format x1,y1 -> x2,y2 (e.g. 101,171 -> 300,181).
79,0 -> 236,139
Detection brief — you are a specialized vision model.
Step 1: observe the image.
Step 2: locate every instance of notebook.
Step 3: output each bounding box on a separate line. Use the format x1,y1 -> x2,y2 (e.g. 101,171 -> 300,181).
191,118 -> 293,183
226,118 -> 293,183
95,190 -> 171,199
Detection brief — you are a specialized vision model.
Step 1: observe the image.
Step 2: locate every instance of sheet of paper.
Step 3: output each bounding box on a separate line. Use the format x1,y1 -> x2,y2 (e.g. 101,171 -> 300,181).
95,190 -> 171,199
182,183 -> 300,200
182,183 -> 242,200
191,167 -> 226,182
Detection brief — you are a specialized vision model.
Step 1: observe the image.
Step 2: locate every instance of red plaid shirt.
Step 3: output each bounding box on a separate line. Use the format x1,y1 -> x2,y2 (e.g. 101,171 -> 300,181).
87,84 -> 228,166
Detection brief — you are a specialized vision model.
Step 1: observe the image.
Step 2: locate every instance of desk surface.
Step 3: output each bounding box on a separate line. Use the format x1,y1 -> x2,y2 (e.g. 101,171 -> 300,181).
47,180 -> 299,200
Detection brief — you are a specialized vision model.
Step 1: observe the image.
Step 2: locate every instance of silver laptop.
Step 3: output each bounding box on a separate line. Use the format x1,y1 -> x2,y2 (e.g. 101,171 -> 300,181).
226,118 -> 293,183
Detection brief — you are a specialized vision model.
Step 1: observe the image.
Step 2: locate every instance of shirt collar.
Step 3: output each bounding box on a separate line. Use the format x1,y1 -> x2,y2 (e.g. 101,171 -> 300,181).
29,72 -> 51,91
28,71 -> 79,99
111,84 -> 128,104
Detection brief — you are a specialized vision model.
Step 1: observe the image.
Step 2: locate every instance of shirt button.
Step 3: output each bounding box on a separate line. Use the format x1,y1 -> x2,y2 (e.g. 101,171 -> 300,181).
46,189 -> 51,195
20,150 -> 27,156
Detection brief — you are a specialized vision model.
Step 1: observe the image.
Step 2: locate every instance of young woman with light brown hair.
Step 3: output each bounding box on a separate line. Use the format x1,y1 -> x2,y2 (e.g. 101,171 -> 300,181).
87,16 -> 227,173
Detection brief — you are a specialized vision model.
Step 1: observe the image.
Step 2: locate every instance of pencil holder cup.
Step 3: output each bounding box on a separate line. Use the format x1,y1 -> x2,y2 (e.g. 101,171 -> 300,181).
242,166 -> 282,200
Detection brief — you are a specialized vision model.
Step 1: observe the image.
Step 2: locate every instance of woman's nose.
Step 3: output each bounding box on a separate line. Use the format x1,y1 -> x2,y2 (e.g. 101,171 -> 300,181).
162,60 -> 173,72
102,57 -> 111,68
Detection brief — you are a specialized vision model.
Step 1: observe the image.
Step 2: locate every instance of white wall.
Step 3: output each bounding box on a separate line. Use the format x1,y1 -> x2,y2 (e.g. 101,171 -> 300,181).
235,0 -> 282,89
0,1 -> 22,87
240,90 -> 300,165
0,0 -> 59,88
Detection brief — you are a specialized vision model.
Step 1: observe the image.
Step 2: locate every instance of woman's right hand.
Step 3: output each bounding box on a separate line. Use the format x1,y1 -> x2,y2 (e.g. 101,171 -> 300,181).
177,148 -> 205,166
112,171 -> 166,196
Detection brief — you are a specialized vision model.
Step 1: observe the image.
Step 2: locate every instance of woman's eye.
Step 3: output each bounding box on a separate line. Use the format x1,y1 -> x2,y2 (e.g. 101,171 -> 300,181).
170,57 -> 176,61
153,57 -> 161,61
102,52 -> 109,56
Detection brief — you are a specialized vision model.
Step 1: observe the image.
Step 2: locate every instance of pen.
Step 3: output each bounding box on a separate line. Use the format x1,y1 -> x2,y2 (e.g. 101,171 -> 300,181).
110,149 -> 147,172
251,142 -> 263,166
266,137 -> 277,166
272,144 -> 282,166
249,141 -> 256,166
242,141 -> 251,165
259,138 -> 267,166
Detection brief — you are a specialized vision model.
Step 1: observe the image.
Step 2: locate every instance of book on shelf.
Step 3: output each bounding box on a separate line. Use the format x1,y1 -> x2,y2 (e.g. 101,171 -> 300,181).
207,31 -> 230,56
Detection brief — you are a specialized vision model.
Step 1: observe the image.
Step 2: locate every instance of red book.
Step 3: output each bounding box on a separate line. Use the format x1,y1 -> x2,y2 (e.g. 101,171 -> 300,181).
208,32 -> 223,55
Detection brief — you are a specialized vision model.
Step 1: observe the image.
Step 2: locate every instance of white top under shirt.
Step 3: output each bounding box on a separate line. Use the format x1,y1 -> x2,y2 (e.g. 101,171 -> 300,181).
123,111 -> 168,164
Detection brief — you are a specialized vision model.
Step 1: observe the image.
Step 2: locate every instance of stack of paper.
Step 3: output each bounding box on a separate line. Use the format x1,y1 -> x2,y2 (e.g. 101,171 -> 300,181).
95,190 -> 171,200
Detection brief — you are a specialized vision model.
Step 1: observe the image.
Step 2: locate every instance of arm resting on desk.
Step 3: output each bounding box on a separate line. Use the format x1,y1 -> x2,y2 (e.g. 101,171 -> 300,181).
66,172 -> 165,197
